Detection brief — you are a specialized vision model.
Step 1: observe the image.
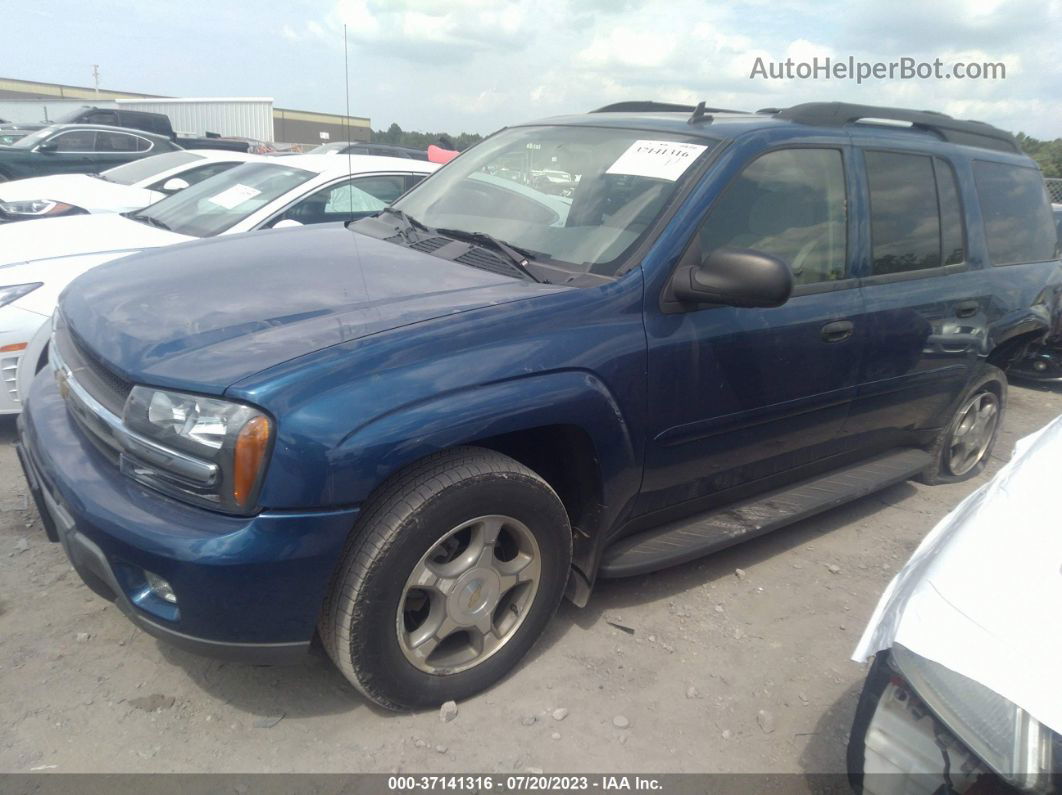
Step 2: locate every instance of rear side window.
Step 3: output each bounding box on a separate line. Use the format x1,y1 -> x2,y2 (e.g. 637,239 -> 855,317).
973,161 -> 1058,265
866,151 -> 947,275
697,148 -> 849,285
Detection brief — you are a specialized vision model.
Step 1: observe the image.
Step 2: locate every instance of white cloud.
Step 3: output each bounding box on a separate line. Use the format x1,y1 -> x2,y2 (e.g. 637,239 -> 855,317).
295,0 -> 1062,138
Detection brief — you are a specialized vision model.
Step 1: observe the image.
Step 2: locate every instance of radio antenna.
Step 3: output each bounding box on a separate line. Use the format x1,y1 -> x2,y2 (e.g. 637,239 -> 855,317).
344,23 -> 354,222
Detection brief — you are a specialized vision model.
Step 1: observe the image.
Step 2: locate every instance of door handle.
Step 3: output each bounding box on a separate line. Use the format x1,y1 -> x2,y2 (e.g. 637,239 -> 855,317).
821,320 -> 854,343
955,301 -> 979,319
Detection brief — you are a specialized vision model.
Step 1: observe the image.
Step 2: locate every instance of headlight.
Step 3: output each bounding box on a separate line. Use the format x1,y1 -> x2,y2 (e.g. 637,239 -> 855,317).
0,282 -> 42,308
0,199 -> 80,217
891,645 -> 1053,790
121,386 -> 273,514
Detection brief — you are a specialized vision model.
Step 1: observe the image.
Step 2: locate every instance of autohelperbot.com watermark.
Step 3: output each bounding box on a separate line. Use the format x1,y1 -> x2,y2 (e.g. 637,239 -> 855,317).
749,56 -> 1006,83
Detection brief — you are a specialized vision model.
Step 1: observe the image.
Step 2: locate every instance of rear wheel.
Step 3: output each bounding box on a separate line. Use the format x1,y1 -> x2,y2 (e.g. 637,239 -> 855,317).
320,447 -> 572,711
920,364 -> 1006,484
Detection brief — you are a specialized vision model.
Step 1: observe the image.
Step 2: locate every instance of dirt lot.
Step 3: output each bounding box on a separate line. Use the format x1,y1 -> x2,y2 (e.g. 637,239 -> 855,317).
1,381 -> 1060,776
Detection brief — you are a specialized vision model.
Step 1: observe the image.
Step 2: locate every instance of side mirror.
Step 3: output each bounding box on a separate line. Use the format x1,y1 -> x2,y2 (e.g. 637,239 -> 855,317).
671,247 -> 793,308
160,177 -> 189,193
272,219 -> 303,229
36,140 -> 58,153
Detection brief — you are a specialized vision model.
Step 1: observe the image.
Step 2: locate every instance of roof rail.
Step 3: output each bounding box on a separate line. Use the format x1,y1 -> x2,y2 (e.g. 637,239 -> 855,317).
774,102 -> 1019,153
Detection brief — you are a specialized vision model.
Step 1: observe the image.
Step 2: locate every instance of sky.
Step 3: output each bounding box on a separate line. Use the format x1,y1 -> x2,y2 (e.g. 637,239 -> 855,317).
4,0 -> 1061,138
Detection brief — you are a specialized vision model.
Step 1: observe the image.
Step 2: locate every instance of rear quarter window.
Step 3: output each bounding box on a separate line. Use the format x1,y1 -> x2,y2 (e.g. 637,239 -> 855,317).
973,160 -> 1058,265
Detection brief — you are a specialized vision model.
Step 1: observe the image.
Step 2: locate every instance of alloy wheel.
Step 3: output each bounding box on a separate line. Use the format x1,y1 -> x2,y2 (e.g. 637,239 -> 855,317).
946,391 -> 999,477
397,515 -> 541,675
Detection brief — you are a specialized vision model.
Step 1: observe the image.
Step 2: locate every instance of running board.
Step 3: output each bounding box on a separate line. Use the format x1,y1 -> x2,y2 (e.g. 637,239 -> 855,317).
599,448 -> 931,578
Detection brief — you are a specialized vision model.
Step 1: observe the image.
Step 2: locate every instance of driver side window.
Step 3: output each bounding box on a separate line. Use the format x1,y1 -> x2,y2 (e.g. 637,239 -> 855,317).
270,174 -> 407,226
51,130 -> 97,152
697,148 -> 848,286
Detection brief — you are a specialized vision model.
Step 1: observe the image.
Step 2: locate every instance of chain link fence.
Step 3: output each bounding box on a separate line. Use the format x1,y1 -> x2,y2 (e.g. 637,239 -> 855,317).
1046,177 -> 1062,204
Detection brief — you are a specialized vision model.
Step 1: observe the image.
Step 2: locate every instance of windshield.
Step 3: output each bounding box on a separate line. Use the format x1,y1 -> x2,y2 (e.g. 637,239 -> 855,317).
392,125 -> 716,276
132,162 -> 315,237
101,151 -> 203,185
10,126 -> 58,149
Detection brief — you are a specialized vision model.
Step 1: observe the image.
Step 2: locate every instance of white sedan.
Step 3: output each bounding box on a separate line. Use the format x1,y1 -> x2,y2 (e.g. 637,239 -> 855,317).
0,154 -> 437,413
0,149 -> 265,221
850,416 -> 1062,793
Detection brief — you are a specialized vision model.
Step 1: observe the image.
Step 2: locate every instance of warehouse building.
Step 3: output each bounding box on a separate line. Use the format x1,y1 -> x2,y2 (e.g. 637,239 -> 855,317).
0,76 -> 370,145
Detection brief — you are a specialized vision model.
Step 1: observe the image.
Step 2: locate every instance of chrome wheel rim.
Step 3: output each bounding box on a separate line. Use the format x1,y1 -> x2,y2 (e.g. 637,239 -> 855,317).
397,515 -> 541,675
946,391 -> 999,476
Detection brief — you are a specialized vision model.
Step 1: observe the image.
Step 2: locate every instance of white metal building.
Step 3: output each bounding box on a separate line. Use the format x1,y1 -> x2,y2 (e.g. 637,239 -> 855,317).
114,97 -> 274,140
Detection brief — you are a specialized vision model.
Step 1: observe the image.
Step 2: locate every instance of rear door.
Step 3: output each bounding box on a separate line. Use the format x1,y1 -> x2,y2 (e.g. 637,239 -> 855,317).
843,148 -> 986,447
639,144 -> 865,517
94,130 -> 153,168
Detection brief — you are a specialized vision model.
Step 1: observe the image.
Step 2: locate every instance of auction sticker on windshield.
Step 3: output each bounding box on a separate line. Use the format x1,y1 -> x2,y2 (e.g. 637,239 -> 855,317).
606,140 -> 708,181
206,184 -> 262,210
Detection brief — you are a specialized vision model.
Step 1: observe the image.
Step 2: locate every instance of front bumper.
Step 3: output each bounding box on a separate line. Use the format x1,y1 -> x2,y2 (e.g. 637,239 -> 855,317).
0,304 -> 50,415
17,373 -> 359,663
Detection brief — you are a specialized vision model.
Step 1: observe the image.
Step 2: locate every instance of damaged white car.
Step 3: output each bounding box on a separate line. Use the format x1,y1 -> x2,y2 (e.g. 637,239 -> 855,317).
849,416 -> 1062,793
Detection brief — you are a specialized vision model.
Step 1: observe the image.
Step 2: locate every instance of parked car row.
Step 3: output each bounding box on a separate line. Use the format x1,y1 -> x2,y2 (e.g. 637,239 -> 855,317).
0,148 -> 262,221
0,153 -> 437,414
4,104 -> 1062,795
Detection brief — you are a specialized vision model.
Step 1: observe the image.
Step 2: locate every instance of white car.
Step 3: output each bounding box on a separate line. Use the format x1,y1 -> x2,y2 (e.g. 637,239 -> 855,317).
0,149 -> 265,221
849,416 -> 1062,793
0,154 -> 437,413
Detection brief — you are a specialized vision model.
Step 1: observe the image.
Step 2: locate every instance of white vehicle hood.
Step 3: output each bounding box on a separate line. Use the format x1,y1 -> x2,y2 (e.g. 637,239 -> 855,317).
0,174 -> 161,215
0,250 -> 136,316
854,416 -> 1062,735
0,213 -> 191,267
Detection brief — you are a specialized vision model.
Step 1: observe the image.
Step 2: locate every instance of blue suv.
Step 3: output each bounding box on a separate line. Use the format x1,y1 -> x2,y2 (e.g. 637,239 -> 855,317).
16,102 -> 1062,710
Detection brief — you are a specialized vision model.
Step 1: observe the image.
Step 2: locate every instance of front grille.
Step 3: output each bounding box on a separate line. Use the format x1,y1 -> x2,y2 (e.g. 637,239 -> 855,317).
53,320 -> 132,417
1,355 -> 19,403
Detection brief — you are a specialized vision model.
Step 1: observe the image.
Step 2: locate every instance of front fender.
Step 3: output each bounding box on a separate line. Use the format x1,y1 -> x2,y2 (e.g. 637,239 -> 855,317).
331,369 -> 641,521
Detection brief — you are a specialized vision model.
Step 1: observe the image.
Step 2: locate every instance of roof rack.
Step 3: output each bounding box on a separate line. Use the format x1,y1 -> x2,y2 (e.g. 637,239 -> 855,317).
773,102 -> 1018,153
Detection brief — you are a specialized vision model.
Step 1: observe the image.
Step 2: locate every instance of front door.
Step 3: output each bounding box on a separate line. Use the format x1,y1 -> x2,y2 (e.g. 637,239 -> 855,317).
639,145 -> 865,519
39,129 -> 97,175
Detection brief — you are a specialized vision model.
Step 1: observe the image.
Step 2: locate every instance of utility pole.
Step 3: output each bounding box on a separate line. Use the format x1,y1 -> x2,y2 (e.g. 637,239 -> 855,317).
91,64 -> 100,95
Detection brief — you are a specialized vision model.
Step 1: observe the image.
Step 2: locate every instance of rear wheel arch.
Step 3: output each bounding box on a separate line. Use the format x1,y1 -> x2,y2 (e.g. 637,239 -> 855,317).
985,329 -> 1044,370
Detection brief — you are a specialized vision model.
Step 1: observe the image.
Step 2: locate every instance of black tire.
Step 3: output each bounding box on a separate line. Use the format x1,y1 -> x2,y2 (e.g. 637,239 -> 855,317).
320,446 -> 572,711
919,364 -> 1007,485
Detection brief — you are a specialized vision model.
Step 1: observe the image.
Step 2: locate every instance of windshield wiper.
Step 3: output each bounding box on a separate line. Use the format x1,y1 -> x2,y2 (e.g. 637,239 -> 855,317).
375,206 -> 431,241
123,211 -> 172,232
435,228 -> 544,283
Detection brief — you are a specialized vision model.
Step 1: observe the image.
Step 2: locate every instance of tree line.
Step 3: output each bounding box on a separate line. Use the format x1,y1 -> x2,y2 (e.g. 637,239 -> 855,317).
372,122 -> 483,151
1016,133 -> 1062,178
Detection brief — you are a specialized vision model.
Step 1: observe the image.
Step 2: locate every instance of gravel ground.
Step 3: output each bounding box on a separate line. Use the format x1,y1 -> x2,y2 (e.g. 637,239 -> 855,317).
1,381 -> 1059,776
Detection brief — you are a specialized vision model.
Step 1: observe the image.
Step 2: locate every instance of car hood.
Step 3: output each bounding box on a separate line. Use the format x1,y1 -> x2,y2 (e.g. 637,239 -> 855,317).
0,212 -> 190,266
60,223 -> 565,392
854,416 -> 1062,735
0,174 -> 160,215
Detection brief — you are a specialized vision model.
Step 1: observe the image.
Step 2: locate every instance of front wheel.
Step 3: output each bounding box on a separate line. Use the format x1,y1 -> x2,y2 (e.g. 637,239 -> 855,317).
919,364 -> 1006,484
320,447 -> 572,711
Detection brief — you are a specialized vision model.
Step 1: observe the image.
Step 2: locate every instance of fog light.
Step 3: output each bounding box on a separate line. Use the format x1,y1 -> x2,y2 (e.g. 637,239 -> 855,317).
145,571 -> 177,604
1034,360 -> 1048,371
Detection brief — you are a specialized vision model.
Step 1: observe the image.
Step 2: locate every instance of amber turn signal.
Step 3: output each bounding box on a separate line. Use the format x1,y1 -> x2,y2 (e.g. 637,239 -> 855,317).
0,342 -> 28,353
232,415 -> 272,508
